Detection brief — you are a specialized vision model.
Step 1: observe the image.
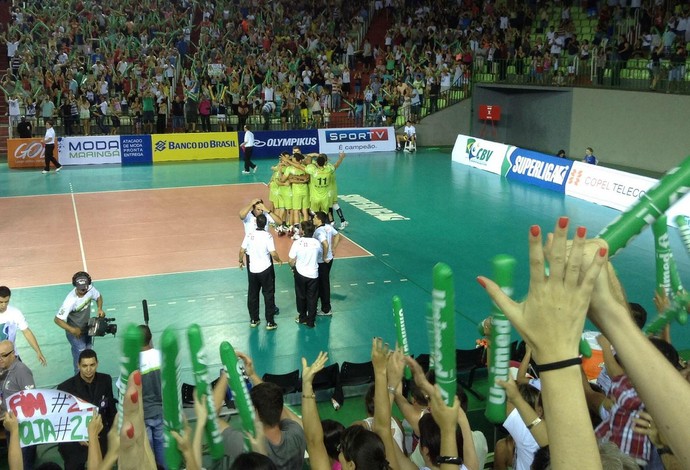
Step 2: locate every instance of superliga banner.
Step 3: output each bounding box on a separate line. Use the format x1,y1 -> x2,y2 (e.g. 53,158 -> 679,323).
7,138 -> 49,168
151,132 -> 239,162
318,127 -> 395,153
58,136 -> 123,165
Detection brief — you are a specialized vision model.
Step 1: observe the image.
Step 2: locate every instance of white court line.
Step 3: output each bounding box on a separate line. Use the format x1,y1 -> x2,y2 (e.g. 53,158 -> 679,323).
70,183 -> 88,272
0,182 -> 269,199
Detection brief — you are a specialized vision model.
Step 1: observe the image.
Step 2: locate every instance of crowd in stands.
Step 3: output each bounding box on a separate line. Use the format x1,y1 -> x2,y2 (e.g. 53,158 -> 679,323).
3,0 -> 687,138
5,217 -> 690,470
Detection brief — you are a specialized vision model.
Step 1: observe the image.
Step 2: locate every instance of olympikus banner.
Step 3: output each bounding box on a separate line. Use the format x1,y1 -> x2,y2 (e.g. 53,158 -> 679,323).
238,130 -> 319,158
318,127 -> 395,153
7,138 -> 50,169
7,389 -> 96,448
58,136 -> 123,165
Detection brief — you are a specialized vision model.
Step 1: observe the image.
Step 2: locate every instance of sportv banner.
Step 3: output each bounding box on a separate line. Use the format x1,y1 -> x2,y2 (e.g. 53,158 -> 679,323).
152,131 -> 239,162
565,161 -> 657,211
505,148 -> 573,193
451,134 -> 513,175
120,135 -> 153,165
318,127 -> 395,153
58,136 -> 122,165
8,389 -> 96,448
238,130 -> 319,158
7,138 -> 51,169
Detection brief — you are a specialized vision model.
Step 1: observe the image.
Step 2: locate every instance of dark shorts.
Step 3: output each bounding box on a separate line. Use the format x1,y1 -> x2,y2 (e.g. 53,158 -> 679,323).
143,110 -> 155,123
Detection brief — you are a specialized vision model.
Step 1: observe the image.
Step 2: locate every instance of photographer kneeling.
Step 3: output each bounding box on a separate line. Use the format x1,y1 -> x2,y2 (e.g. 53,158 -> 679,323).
54,271 -> 109,374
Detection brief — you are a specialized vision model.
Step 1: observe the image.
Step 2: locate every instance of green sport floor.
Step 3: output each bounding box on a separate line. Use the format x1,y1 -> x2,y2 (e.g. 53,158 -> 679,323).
3,148 -> 690,464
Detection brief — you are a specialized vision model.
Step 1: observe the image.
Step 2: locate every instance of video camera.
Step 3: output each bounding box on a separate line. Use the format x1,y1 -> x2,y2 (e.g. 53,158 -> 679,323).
86,317 -> 118,337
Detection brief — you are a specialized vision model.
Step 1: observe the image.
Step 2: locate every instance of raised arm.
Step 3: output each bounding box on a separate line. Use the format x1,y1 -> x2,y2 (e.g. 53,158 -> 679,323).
585,238 -> 690,467
300,352 -> 331,470
479,218 -> 607,470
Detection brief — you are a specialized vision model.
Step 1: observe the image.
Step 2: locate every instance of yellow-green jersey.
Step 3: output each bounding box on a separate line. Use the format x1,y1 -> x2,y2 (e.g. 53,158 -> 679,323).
306,164 -> 334,212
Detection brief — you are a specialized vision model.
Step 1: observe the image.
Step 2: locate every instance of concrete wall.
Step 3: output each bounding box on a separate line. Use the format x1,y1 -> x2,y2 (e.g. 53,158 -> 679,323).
569,88 -> 690,173
416,99 -> 472,147
422,85 -> 690,173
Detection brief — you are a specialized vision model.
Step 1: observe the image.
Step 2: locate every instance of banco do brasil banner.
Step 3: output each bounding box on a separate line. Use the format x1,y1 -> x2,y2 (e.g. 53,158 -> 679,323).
152,132 -> 239,162
238,130 -> 319,158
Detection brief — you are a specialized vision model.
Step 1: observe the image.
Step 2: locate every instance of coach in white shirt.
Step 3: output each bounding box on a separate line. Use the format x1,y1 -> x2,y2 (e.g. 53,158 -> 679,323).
289,221 -> 322,328
313,212 -> 341,316
239,214 -> 282,330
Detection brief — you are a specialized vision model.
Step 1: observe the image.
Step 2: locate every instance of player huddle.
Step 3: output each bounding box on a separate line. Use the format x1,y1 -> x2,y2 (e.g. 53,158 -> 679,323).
268,146 -> 348,238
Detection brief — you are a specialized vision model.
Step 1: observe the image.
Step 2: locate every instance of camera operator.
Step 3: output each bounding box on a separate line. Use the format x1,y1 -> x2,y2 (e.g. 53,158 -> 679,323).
54,271 -> 106,374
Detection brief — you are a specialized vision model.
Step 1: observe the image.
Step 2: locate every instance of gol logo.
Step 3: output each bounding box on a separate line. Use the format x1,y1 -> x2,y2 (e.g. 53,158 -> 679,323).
568,169 -> 583,186
15,142 -> 44,160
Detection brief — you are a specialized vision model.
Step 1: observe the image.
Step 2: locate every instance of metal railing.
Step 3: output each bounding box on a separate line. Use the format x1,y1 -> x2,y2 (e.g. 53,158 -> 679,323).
472,57 -> 690,94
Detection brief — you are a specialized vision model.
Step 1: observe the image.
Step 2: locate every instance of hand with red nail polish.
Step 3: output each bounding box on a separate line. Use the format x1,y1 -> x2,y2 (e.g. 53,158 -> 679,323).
118,370 -> 157,470
477,217 -> 609,470
478,217 -> 607,364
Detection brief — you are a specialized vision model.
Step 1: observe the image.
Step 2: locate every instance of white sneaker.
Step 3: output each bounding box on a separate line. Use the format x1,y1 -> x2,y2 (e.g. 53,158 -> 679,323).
55,167 -> 62,173
252,165 -> 258,173
242,171 -> 250,174
339,221 -> 349,229
42,170 -> 48,174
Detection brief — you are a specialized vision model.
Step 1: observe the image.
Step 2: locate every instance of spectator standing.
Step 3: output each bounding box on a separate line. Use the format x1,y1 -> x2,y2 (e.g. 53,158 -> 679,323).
0,339 -> 37,469
0,286 -> 47,365
138,325 -> 166,470
172,95 -> 185,133
57,350 -> 116,470
16,115 -> 31,138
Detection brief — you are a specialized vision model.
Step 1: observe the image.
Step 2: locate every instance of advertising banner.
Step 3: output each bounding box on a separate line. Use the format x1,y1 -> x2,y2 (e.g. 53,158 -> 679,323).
152,132 -> 239,162
7,389 -> 96,448
120,135 -> 153,165
451,134 -> 512,175
318,127 -> 395,153
7,138 -> 49,169
565,161 -> 657,211
238,130 -> 319,158
57,136 -> 123,165
505,148 -> 573,193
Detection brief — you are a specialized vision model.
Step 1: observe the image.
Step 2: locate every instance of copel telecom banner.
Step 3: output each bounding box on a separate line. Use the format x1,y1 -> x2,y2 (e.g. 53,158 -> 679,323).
318,127 -> 395,153
151,132 -> 239,162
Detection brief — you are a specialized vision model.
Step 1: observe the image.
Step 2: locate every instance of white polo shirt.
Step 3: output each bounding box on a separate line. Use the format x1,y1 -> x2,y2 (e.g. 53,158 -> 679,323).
241,230 -> 276,274
289,238 -> 322,279
314,224 -> 338,263
244,129 -> 254,147
404,125 -> 416,137
242,212 -> 276,235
